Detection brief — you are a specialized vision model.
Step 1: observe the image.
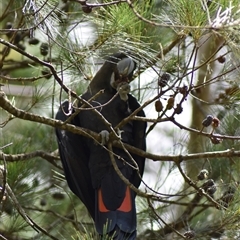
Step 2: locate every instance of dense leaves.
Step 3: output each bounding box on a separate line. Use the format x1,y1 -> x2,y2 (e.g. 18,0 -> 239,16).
1,0 -> 240,239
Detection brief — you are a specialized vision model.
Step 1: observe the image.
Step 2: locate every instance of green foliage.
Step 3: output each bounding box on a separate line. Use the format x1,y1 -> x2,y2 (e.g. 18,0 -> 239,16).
160,0 -> 240,44
2,0 -> 240,239
92,0 -> 160,57
167,0 -> 208,37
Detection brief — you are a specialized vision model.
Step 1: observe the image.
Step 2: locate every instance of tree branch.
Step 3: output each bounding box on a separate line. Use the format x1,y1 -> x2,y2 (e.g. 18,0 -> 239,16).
0,150 -> 61,169
1,90 -> 240,164
0,167 -> 59,240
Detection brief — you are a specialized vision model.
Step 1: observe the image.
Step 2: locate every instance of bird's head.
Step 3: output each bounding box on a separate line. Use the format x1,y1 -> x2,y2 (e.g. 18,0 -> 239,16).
109,53 -> 136,90
89,53 -> 136,93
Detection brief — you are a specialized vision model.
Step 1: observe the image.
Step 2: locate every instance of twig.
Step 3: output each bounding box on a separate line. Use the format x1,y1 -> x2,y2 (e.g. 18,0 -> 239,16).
170,117 -> 240,140
107,142 -> 154,199
0,143 -> 13,150
0,158 -> 7,207
0,142 -> 12,204
74,0 -> 127,8
2,90 -> 240,163
0,150 -> 61,169
175,161 -> 222,209
0,166 -> 58,239
0,73 -> 46,82
0,234 -> 8,240
0,38 -> 77,98
147,197 -> 186,239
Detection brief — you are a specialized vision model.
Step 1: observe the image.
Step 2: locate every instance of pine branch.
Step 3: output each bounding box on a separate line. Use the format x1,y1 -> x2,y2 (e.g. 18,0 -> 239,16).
0,150 -> 61,169
0,167 -> 59,240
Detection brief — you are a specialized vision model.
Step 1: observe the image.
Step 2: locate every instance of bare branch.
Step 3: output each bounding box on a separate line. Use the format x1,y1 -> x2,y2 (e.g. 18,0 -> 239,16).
1,90 -> 240,163
0,150 -> 61,169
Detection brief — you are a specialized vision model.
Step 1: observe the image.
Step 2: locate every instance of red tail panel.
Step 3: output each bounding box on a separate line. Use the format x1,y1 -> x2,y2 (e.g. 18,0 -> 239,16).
98,186 -> 132,213
117,186 -> 131,212
98,189 -> 110,212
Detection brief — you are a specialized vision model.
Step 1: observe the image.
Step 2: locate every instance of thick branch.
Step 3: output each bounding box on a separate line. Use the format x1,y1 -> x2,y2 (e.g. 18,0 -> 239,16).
1,90 -> 240,163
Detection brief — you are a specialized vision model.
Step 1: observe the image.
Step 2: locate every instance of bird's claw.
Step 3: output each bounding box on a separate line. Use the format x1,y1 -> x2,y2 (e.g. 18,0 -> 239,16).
117,82 -> 130,101
99,130 -> 109,145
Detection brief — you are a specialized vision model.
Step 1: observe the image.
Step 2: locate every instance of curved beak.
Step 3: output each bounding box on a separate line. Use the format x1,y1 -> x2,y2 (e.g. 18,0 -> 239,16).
110,57 -> 136,90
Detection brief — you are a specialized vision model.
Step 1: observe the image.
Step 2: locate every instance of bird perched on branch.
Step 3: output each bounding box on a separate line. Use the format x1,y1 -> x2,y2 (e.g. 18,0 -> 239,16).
55,53 -> 146,239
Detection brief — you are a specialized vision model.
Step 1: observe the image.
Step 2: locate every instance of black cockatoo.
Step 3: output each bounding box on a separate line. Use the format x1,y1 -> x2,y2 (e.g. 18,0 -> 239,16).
55,53 -> 146,239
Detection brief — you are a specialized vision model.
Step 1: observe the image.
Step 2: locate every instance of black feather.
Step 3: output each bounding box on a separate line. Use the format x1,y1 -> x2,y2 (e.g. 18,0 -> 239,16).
55,53 -> 146,239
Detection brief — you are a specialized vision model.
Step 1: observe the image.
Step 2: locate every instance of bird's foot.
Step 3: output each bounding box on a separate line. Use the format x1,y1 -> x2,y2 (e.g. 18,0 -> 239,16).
99,130 -> 109,145
117,82 -> 130,101
116,128 -> 123,138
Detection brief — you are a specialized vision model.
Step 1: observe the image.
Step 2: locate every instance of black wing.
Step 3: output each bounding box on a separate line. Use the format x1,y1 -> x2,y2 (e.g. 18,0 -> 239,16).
55,100 -> 95,219
128,94 -> 146,190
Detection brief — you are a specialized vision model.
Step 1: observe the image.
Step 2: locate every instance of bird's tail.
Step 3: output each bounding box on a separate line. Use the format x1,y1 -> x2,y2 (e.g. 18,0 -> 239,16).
101,226 -> 136,240
96,186 -> 137,240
